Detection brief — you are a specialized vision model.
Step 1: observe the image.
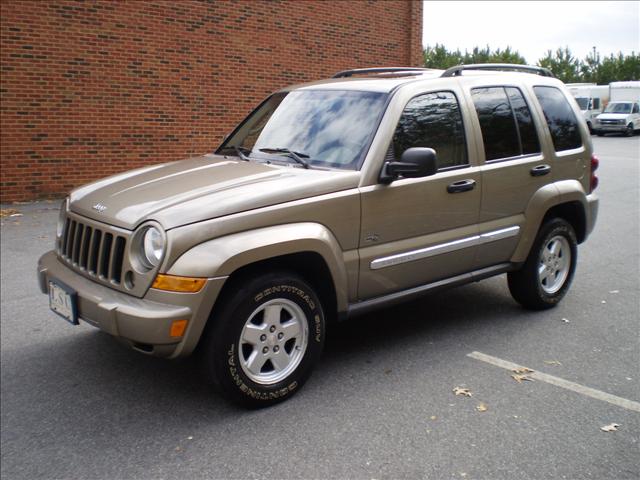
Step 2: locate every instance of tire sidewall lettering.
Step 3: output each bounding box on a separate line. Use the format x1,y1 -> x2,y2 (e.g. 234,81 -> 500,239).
222,280 -> 323,403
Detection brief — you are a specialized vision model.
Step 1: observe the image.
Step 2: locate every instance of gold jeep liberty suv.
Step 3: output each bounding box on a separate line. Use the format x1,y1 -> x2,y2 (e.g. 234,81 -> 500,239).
38,64 -> 599,407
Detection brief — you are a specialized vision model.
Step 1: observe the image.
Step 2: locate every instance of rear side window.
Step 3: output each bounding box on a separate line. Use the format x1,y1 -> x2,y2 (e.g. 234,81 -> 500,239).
392,91 -> 468,169
533,86 -> 582,151
506,87 -> 540,155
471,87 -> 540,161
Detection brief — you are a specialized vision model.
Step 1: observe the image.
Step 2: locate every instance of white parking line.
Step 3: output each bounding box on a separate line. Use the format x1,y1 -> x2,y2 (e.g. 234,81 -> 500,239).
467,351 -> 640,413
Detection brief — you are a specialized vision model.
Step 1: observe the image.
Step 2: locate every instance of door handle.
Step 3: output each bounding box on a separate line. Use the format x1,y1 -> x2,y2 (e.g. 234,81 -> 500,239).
447,179 -> 476,193
530,164 -> 551,177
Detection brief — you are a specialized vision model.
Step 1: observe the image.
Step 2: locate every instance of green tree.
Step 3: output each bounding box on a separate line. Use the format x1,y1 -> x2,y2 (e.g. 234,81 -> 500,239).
595,52 -> 640,83
423,44 -> 640,84
537,47 -> 580,83
423,44 -> 526,69
423,43 -> 464,69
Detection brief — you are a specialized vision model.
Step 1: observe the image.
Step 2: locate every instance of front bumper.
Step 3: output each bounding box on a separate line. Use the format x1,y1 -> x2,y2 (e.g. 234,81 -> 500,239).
596,124 -> 626,133
37,251 -> 227,358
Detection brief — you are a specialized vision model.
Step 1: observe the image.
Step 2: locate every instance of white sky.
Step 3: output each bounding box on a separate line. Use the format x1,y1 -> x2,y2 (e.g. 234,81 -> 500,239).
423,1 -> 640,64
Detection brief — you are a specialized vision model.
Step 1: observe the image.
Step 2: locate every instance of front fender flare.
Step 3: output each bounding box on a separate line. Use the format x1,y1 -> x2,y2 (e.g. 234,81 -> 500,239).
167,222 -> 349,312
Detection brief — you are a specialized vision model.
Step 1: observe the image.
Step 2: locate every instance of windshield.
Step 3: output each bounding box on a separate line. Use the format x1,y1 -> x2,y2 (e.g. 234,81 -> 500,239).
604,102 -> 632,114
218,90 -> 388,169
574,97 -> 589,110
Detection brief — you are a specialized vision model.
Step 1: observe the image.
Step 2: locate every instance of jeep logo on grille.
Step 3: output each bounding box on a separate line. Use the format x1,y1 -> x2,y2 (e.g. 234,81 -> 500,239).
92,203 -> 107,213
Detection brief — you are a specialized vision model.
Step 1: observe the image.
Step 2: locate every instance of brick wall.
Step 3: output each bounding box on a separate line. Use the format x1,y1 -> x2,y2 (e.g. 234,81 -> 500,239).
0,0 -> 423,202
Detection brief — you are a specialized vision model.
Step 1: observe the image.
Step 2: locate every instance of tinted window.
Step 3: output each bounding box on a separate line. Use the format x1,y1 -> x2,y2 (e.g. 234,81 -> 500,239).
592,98 -> 600,110
471,87 -> 520,160
392,91 -> 467,169
533,86 -> 582,151
506,87 -> 540,155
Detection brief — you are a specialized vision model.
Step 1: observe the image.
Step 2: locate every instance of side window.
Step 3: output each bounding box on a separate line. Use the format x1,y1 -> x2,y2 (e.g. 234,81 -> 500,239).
533,86 -> 582,151
593,98 -> 601,110
471,87 -> 541,161
392,91 -> 468,169
506,87 -> 541,155
633,103 -> 639,114
471,87 -> 521,160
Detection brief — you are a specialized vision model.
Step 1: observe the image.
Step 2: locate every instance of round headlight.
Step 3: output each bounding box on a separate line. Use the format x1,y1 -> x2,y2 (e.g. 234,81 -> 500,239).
142,226 -> 164,267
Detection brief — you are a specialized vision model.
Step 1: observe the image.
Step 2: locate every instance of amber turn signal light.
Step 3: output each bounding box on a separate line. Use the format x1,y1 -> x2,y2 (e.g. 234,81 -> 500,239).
152,274 -> 206,293
170,319 -> 188,338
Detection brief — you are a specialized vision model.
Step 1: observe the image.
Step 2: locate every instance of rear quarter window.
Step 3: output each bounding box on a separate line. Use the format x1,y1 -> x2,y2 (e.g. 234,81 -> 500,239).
533,86 -> 583,152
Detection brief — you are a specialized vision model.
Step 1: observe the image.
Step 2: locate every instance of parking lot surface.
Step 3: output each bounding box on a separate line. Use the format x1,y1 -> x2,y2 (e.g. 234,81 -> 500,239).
1,136 -> 639,479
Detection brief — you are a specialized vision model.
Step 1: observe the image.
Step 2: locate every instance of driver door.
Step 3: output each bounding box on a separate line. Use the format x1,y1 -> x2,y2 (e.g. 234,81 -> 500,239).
358,90 -> 481,300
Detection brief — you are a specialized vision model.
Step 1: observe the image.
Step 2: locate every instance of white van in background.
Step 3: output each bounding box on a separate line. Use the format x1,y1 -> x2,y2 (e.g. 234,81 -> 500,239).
567,83 -> 610,133
594,81 -> 640,136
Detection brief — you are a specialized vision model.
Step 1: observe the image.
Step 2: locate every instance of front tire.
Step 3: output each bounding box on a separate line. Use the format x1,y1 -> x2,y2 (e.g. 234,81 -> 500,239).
508,218 -> 577,310
203,272 -> 325,408
625,123 -> 634,137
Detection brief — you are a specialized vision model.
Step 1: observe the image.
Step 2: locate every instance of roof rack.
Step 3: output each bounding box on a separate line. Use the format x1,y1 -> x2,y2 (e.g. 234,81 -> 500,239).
441,63 -> 555,78
333,67 -> 431,78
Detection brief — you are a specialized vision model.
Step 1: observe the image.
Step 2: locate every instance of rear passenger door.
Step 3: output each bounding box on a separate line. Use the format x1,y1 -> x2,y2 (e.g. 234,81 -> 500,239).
470,86 -> 550,269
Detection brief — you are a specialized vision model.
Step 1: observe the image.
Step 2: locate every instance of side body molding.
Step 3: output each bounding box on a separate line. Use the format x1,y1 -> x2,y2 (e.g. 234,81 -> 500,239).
167,222 -> 350,312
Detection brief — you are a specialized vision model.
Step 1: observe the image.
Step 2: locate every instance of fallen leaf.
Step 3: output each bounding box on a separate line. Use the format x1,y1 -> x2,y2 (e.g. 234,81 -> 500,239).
609,290 -> 619,294
600,423 -> 620,432
511,374 -> 534,383
187,436 -> 193,440
601,300 -> 607,304
175,446 -> 182,451
544,360 -> 562,366
561,317 -> 570,323
453,386 -> 472,397
10,213 -> 23,217
0,209 -> 20,218
476,403 -> 488,412
430,415 -> 437,420
512,367 -> 534,374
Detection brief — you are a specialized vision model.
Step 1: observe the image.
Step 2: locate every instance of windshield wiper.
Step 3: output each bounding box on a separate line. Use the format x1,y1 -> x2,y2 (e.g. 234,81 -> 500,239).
233,146 -> 251,161
259,148 -> 310,169
219,145 -> 251,161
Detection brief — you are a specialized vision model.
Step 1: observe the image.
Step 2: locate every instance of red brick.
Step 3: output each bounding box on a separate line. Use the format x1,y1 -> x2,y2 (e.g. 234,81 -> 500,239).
1,0 -> 422,202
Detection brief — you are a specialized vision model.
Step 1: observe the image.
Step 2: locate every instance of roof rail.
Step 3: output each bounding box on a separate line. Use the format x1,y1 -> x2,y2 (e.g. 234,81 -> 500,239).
333,67 -> 431,78
441,63 -> 555,78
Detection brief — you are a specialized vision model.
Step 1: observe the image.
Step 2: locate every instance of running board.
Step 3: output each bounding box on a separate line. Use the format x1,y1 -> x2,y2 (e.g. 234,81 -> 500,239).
344,263 -> 515,320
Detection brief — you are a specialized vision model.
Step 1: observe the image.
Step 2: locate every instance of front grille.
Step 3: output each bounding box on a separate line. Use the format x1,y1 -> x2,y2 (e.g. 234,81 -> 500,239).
59,216 -> 127,284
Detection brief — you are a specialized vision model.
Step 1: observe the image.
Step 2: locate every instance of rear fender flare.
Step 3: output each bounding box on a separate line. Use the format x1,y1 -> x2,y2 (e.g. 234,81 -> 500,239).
511,180 -> 587,263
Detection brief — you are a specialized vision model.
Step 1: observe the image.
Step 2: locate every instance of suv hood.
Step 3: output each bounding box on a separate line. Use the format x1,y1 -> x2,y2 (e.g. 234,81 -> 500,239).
597,113 -> 630,120
69,154 -> 360,230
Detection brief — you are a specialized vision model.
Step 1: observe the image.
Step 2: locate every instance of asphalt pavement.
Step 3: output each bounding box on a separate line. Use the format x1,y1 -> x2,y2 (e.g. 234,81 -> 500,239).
1,135 -> 639,479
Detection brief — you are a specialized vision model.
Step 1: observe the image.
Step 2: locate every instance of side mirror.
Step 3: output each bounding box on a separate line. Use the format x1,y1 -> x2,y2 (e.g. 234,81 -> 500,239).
380,148 -> 437,184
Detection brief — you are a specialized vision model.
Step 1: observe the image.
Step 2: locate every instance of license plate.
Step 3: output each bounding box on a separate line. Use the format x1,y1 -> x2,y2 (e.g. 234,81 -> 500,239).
48,281 -> 78,325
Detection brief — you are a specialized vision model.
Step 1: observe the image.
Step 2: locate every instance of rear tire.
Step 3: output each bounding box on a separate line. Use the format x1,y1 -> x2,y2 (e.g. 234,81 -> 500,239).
508,218 -> 577,310
202,272 -> 325,408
